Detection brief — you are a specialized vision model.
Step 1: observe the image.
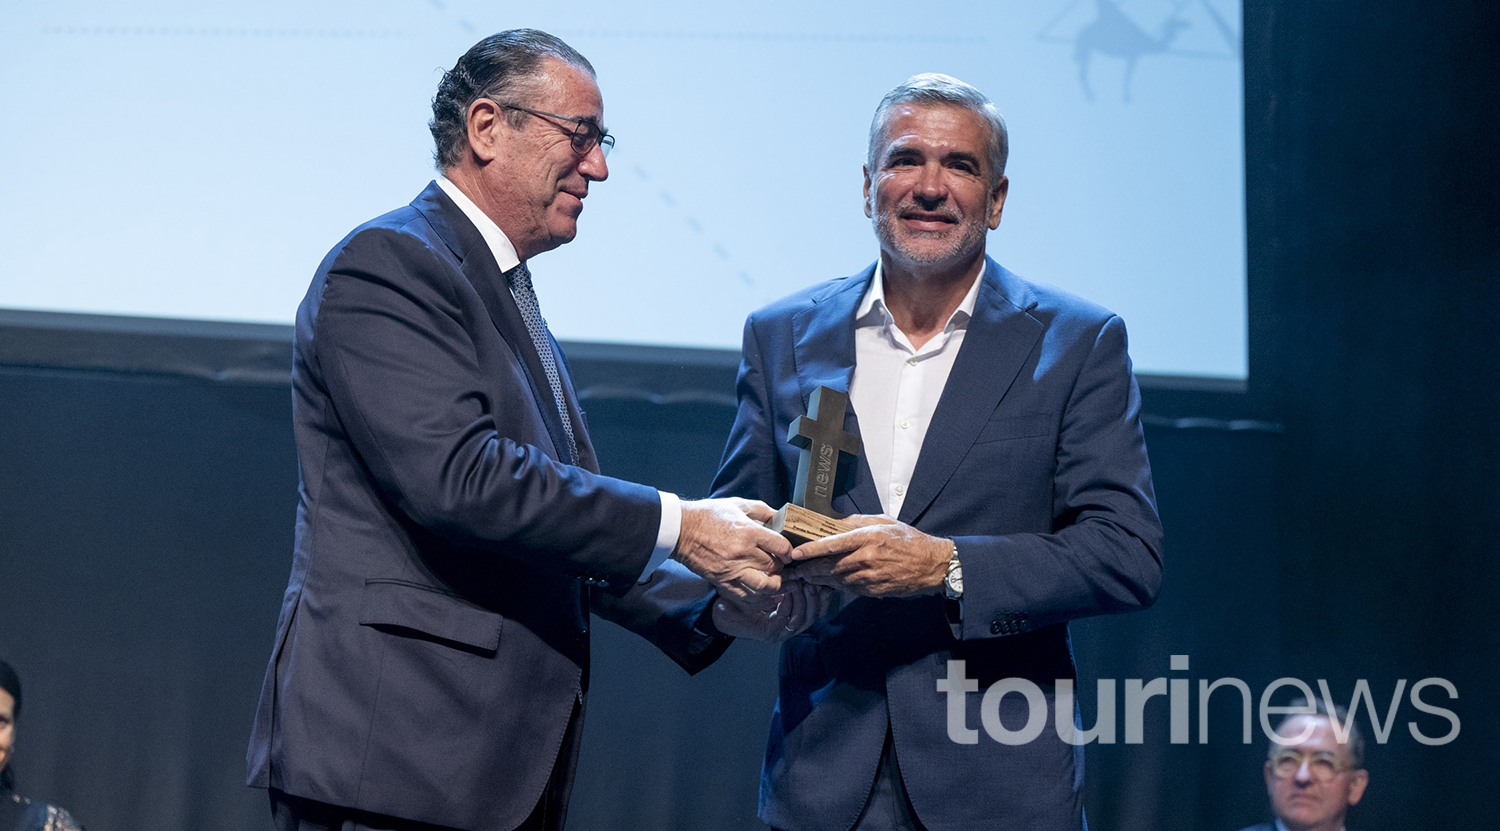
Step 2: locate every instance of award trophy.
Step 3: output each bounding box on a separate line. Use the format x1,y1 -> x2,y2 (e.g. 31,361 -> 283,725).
766,386 -> 863,545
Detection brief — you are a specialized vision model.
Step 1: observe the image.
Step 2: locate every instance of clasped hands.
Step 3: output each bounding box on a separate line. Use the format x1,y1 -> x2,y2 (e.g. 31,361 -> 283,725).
672,499 -> 951,644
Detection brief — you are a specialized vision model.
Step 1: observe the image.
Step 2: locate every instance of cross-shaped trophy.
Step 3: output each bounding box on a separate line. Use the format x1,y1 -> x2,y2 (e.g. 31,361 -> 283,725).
767,386 -> 862,545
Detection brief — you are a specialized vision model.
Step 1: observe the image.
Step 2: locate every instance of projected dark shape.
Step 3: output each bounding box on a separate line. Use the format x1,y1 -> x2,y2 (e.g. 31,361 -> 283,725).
1074,0 -> 1190,102
1196,0 -> 1241,55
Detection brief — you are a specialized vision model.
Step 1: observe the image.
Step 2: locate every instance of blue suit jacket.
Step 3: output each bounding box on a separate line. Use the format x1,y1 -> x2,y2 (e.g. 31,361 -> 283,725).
711,259 -> 1163,831
247,183 -> 724,831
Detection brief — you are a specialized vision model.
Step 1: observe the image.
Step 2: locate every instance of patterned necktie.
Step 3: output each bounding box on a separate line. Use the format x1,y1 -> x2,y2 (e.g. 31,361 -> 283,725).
505,261 -> 578,465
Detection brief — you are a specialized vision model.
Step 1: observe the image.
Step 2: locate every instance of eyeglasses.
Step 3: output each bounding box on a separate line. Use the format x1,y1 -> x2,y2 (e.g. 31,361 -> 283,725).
492,101 -> 614,158
1269,748 -> 1357,782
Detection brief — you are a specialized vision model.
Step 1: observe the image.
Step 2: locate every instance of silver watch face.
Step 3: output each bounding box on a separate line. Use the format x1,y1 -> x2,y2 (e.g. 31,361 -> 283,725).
945,563 -> 963,596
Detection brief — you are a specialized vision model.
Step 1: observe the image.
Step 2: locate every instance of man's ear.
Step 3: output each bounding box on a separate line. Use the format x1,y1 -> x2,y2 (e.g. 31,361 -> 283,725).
466,98 -> 506,163
1346,769 -> 1370,806
987,175 -> 1009,230
863,165 -> 873,219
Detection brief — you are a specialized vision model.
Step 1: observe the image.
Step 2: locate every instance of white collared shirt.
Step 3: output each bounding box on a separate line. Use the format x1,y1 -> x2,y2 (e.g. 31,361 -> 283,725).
435,177 -> 679,580
1275,821 -> 1344,831
848,260 -> 984,519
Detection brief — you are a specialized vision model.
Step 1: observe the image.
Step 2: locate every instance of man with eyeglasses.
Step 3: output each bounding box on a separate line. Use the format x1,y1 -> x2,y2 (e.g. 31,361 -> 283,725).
1237,699 -> 1370,831
247,29 -> 811,831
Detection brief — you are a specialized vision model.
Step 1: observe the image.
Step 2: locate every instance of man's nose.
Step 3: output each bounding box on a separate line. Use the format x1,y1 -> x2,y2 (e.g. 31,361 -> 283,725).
914,163 -> 946,202
579,143 -> 609,182
1293,759 -> 1314,784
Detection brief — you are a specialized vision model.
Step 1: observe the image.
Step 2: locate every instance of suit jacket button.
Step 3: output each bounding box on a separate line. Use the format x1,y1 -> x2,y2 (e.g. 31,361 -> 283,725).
990,621 -> 1003,635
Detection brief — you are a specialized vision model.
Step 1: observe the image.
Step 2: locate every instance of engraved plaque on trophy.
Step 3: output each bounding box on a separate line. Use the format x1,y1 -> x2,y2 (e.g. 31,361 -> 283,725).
767,386 -> 862,545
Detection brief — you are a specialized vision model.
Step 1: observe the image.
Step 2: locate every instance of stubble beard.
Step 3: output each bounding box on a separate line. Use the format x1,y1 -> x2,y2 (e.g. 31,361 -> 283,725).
873,204 -> 989,274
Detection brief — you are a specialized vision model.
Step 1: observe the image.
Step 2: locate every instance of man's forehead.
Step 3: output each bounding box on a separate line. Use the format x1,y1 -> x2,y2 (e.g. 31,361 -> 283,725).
531,57 -> 604,118
878,104 -> 986,153
1274,715 -> 1353,756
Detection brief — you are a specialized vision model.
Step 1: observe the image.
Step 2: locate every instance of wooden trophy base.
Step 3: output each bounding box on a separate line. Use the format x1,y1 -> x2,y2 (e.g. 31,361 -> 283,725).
767,503 -> 855,545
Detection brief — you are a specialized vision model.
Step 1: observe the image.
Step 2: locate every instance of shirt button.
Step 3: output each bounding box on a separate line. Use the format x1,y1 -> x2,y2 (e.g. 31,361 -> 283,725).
907,358 -> 918,366
900,419 -> 910,430
893,484 -> 906,496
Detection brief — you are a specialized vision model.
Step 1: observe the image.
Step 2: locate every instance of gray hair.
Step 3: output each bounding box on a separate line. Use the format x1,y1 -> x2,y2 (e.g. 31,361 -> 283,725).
1271,697 -> 1366,770
867,73 -> 1009,186
429,29 -> 596,170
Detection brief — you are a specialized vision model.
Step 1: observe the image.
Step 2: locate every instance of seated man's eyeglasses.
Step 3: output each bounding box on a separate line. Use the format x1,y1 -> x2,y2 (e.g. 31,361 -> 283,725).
491,101 -> 614,157
1268,748 -> 1356,781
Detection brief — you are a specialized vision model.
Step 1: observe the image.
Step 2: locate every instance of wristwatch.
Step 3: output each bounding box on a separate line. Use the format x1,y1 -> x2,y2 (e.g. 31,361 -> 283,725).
943,542 -> 963,600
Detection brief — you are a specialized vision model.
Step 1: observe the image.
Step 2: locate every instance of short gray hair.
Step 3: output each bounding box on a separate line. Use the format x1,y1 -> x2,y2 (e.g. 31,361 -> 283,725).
429,29 -> 596,170
867,73 -> 1009,186
1271,698 -> 1366,770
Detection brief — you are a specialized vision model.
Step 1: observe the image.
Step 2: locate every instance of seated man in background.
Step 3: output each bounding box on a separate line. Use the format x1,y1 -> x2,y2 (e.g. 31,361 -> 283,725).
1237,699 -> 1369,831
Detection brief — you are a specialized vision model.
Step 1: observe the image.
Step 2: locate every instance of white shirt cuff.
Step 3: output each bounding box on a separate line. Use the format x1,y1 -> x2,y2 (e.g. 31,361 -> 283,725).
639,490 -> 681,582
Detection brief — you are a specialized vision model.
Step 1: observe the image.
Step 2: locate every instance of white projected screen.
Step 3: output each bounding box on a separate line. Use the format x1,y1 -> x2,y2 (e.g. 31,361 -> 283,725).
0,1 -> 1246,379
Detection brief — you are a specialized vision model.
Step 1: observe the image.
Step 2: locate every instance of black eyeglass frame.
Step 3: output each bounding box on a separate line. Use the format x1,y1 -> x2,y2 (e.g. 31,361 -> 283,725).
490,101 -> 614,157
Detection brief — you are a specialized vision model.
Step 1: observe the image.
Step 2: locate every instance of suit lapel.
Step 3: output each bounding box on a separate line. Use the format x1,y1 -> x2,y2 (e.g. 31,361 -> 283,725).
412,182 -> 575,465
791,269 -> 883,517
898,258 -> 1043,525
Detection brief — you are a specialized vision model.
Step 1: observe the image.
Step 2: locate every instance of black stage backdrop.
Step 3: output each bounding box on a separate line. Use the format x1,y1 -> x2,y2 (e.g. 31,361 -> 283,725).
2,1 -> 1497,828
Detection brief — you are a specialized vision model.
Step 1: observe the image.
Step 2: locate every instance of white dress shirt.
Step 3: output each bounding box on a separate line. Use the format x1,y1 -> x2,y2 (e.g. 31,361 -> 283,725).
1275,821 -> 1344,831
435,177 -> 679,580
848,260 -> 984,519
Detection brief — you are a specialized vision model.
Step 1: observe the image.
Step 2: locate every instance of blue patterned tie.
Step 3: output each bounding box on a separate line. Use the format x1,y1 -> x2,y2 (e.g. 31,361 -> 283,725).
506,261 -> 578,465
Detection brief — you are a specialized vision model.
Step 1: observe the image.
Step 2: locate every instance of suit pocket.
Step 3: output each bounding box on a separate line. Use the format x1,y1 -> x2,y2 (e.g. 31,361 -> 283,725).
359,578 -> 503,653
972,413 -> 1055,444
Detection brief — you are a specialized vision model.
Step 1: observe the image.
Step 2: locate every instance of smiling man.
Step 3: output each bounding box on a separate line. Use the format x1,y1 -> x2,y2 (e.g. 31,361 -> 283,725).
246,29 -> 802,831
1238,701 -> 1370,831
711,74 -> 1163,830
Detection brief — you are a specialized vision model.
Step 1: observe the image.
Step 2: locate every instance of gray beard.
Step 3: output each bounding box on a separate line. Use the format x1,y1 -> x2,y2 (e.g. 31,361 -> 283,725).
873,211 -> 988,272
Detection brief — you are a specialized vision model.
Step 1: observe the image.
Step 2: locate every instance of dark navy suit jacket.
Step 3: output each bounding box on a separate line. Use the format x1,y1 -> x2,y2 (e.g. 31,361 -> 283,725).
247,183 -> 724,830
711,259 -> 1163,831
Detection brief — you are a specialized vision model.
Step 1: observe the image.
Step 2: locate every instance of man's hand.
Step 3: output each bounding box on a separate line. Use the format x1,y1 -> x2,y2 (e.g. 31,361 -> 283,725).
786,514 -> 951,598
710,579 -> 835,642
674,498 -> 793,600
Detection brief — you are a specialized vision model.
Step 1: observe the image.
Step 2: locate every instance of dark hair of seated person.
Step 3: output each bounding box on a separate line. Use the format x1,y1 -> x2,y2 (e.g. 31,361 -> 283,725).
1,658 -> 85,831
